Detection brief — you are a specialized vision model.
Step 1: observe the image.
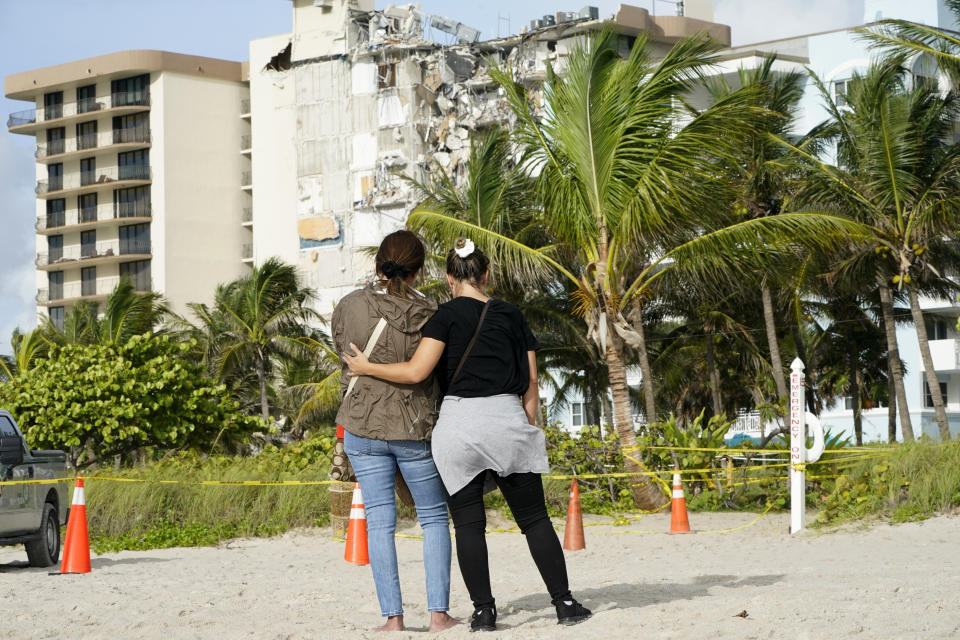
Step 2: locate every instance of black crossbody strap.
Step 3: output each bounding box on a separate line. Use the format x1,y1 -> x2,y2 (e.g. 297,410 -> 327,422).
451,299 -> 492,385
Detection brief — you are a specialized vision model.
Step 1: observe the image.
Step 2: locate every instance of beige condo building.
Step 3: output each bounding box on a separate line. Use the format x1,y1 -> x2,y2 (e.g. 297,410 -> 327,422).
4,50 -> 251,327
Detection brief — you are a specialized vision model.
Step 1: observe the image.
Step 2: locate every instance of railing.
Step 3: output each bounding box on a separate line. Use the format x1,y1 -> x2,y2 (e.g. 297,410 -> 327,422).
37,238 -> 151,267
37,275 -> 150,303
241,135 -> 251,150
35,129 -> 151,158
241,171 -> 252,186
36,166 -> 152,194
36,203 -> 153,230
242,207 -> 253,223
7,91 -> 150,129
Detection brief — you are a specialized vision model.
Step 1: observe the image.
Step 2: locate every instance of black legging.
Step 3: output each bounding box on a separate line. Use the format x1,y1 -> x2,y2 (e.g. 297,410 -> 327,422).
447,471 -> 571,609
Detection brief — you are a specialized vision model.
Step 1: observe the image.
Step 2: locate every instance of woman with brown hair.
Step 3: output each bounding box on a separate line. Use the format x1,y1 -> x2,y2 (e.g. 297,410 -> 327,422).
344,237 -> 592,631
331,230 -> 458,632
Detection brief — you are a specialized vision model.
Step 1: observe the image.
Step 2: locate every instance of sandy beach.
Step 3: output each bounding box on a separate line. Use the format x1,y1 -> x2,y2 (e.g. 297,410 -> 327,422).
2,510 -> 958,639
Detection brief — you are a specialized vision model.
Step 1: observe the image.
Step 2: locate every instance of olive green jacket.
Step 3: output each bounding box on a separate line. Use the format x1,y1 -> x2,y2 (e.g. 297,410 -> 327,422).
332,284 -> 440,441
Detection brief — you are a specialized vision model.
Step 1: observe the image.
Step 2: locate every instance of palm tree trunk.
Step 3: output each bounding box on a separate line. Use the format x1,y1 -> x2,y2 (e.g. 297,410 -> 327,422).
761,284 -> 788,403
887,372 -> 897,443
907,287 -> 950,440
256,358 -> 270,422
705,330 -> 723,417
606,342 -> 668,510
878,279 -> 915,441
847,331 -> 862,446
632,308 -> 657,424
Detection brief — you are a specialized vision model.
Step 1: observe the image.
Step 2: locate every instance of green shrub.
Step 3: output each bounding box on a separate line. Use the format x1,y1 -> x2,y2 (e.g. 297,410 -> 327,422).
816,441 -> 960,526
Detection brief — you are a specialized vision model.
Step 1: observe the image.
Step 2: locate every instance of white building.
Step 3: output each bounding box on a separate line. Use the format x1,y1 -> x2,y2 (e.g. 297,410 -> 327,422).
4,51 -> 250,326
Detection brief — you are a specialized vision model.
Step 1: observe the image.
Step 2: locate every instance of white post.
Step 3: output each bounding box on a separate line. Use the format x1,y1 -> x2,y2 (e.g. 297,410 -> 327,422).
789,358 -> 805,534
789,358 -> 825,534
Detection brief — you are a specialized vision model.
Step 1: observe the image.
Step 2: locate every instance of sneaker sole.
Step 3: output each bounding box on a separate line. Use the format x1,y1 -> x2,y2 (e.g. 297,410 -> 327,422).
558,613 -> 592,626
470,625 -> 497,632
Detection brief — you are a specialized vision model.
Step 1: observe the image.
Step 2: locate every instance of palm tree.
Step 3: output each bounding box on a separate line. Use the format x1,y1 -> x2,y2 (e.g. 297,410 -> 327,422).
0,328 -> 51,382
188,258 -> 318,422
860,1 -> 960,83
784,60 -> 960,441
411,32 -> 868,508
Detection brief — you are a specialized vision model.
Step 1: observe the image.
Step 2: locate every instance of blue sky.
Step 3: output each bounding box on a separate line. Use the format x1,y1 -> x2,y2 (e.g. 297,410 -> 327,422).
0,0 -> 864,355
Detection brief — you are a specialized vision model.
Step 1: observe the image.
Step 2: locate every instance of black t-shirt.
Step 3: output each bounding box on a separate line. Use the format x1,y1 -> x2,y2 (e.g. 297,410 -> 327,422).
421,297 -> 539,398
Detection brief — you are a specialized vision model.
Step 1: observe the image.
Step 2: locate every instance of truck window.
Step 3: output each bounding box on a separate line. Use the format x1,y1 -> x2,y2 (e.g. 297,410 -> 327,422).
0,416 -> 18,437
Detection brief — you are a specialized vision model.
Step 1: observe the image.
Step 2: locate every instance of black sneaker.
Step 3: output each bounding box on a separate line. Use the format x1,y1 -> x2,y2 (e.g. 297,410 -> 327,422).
555,599 -> 592,626
470,606 -> 497,632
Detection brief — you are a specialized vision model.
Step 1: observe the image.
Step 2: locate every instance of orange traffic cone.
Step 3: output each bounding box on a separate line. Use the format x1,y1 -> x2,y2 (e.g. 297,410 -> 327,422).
669,467 -> 692,534
563,478 -> 585,551
59,477 -> 91,574
344,482 -> 369,565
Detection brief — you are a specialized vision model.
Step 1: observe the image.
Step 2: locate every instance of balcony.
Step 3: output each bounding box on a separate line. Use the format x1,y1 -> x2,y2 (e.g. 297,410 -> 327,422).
241,171 -> 252,189
241,135 -> 252,151
37,275 -> 152,306
240,98 -> 251,117
241,243 -> 253,262
930,339 -> 960,372
37,203 -> 152,233
36,165 -> 151,198
35,129 -> 151,162
7,91 -> 150,133
241,207 -> 253,225
37,238 -> 151,270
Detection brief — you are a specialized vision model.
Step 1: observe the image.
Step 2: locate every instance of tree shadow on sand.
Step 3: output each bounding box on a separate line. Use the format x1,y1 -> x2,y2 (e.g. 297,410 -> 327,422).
502,573 -> 786,623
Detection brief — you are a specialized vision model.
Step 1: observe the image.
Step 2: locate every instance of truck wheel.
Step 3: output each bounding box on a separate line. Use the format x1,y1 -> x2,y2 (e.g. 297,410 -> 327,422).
26,502 -> 60,568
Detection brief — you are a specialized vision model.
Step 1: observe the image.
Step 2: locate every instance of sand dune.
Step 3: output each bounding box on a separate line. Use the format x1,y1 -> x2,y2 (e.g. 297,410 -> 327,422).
2,511 -> 958,639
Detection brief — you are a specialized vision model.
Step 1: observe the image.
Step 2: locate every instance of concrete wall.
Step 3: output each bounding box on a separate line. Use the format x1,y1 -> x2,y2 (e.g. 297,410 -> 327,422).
152,71 -> 247,317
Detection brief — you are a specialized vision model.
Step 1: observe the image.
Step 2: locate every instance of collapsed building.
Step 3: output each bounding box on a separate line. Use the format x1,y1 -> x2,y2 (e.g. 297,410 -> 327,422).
245,0 -> 730,312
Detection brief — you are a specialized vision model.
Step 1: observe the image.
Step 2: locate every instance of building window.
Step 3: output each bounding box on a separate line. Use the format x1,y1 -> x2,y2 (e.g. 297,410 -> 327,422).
46,199 -> 65,228
43,91 -> 63,120
79,193 -> 97,223
118,149 -> 149,181
47,235 -> 63,263
113,112 -> 150,144
926,317 -> 948,341
924,381 -> 948,408
378,63 -> 397,89
49,306 -> 65,332
76,84 -> 97,114
119,223 -> 150,254
80,157 -> 96,186
119,260 -> 151,291
111,74 -> 150,107
571,402 -> 584,427
833,79 -> 849,107
47,163 -> 63,192
80,230 -> 97,258
114,186 -> 151,218
48,271 -> 63,301
81,267 -> 97,297
76,120 -> 97,150
46,127 -> 65,156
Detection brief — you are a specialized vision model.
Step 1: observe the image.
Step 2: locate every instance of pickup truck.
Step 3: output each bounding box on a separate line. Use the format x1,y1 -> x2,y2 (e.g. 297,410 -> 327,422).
0,410 -> 69,567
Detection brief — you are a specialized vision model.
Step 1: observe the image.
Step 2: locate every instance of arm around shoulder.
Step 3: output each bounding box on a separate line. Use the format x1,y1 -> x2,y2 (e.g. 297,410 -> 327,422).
343,337 -> 445,385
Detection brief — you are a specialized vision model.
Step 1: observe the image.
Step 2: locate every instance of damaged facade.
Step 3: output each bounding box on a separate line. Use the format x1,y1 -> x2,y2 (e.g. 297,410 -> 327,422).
247,0 -> 730,313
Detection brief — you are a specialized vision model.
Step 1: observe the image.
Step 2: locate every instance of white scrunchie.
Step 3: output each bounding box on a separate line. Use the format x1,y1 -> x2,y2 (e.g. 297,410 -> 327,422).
455,239 -> 476,258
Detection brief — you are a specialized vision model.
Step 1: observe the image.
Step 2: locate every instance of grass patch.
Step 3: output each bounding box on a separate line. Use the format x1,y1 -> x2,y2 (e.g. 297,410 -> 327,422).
816,441 -> 960,526
85,440 -> 333,554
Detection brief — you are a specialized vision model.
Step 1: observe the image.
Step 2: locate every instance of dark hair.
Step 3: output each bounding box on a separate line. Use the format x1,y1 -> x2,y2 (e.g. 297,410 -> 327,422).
375,230 -> 425,297
445,237 -> 489,286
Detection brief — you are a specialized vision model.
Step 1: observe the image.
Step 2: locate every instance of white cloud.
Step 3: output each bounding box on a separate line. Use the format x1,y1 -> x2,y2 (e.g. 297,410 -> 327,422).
716,0 -> 865,46
0,131 -> 39,355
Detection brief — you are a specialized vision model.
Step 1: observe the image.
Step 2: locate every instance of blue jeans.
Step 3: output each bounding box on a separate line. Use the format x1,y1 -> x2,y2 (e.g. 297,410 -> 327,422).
343,431 -> 451,617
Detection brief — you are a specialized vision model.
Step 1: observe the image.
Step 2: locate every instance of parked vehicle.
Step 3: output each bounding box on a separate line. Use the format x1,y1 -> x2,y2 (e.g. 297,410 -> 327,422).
0,410 -> 69,567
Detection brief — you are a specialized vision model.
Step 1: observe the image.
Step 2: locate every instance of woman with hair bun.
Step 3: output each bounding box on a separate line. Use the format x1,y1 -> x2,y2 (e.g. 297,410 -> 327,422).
344,237 -> 592,631
331,229 -> 458,632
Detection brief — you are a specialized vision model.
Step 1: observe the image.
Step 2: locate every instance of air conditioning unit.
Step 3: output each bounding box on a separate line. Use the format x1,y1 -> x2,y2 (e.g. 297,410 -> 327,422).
542,14 -> 556,26
579,6 -> 599,20
456,24 -> 481,43
556,11 -> 578,23
530,18 -> 544,30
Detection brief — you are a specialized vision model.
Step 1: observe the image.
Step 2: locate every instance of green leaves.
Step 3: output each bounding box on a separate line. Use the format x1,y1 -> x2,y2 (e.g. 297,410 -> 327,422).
0,334 -> 262,467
